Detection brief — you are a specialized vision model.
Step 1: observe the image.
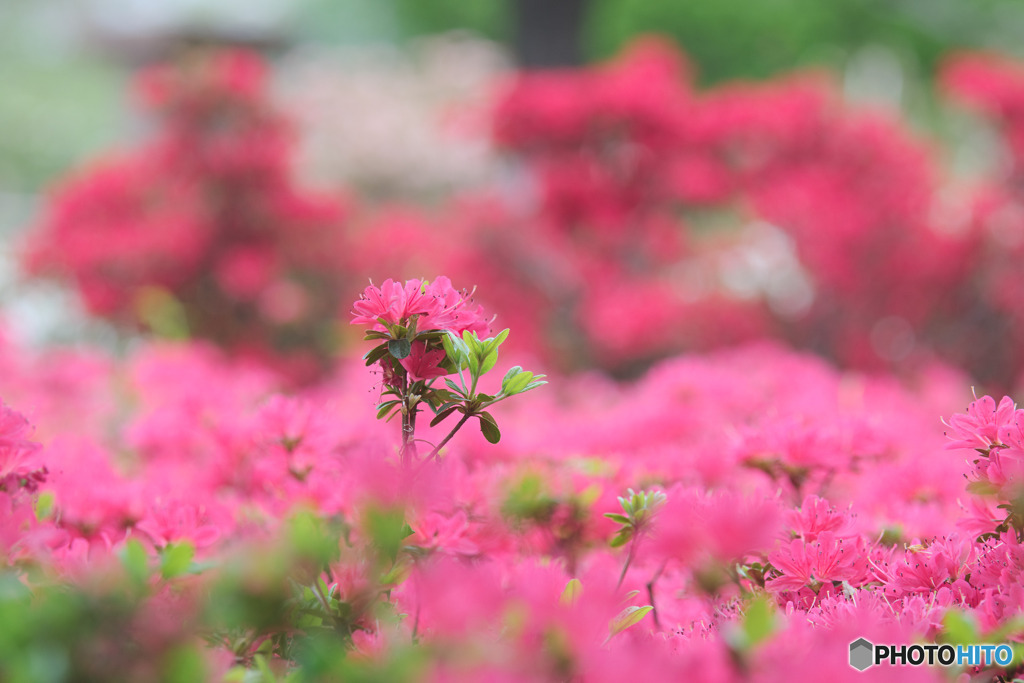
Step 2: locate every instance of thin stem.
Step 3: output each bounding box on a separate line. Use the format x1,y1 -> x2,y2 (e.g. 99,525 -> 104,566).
400,405 -> 412,468
397,372 -> 411,468
400,401 -> 419,468
426,412 -> 472,462
616,536 -> 637,590
310,576 -> 338,628
646,560 -> 667,631
396,367 -> 420,469
412,594 -> 421,642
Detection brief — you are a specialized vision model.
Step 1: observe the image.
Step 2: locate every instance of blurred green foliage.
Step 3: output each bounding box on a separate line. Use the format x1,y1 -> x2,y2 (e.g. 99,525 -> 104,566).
586,0 -> 1024,84
359,0 -> 1024,84
392,0 -> 510,42
0,55 -> 123,194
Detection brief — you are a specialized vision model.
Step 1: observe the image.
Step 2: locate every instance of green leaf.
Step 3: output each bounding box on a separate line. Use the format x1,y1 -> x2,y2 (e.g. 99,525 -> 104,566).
741,596 -> 775,648
429,406 -> 459,427
609,605 -> 653,638
254,654 -> 277,682
504,370 -> 535,395
388,339 -> 412,360
443,332 -> 470,367
222,667 -> 248,683
480,349 -> 499,375
162,645 -> 208,683
501,366 -> 523,393
364,506 -> 410,564
441,333 -> 457,362
560,578 -> 583,606
966,480 -> 999,496
380,560 -> 411,587
288,510 -> 343,565
430,389 -> 459,404
136,286 -> 190,340
478,412 -> 501,444
609,530 -> 631,548
364,343 -> 390,366
492,328 -> 510,348
942,609 -> 980,645
376,400 -> 401,420
429,400 -> 460,415
34,490 -> 55,521
444,379 -> 465,396
986,614 -> 1024,644
603,513 -> 631,525
120,538 -> 150,585
160,541 -> 195,580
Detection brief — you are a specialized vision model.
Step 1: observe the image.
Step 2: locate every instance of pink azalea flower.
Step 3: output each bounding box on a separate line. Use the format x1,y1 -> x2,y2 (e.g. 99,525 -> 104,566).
767,531 -> 863,592
350,278 -> 425,327
408,510 -> 481,557
135,499 -> 225,550
882,535 -> 976,597
351,276 -> 490,336
944,395 -> 1016,451
784,495 -> 857,541
399,341 -> 449,381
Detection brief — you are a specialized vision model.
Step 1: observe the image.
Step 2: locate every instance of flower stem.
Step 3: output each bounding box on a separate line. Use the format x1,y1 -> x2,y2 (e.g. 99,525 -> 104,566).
400,401 -> 420,468
616,537 -> 637,590
310,574 -> 339,629
646,560 -> 667,630
427,412 -> 472,462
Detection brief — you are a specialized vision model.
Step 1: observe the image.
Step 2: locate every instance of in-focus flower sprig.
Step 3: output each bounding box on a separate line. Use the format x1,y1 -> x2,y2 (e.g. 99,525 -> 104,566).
353,277 -> 545,467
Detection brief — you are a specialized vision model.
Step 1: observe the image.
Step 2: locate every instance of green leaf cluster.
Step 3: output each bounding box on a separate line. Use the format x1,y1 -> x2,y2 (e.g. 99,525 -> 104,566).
604,488 -> 667,547
360,309 -> 546,457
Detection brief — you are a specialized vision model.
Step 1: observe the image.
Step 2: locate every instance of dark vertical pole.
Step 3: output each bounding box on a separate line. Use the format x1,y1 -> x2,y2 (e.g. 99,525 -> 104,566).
512,0 -> 588,69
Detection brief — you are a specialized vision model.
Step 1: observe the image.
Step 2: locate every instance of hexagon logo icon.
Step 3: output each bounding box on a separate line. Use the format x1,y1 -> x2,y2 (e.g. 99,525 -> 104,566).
849,638 -> 874,671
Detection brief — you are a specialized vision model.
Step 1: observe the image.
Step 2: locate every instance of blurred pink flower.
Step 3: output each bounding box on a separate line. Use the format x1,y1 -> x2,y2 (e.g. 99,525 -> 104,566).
944,395 -> 1016,451
0,400 -> 45,493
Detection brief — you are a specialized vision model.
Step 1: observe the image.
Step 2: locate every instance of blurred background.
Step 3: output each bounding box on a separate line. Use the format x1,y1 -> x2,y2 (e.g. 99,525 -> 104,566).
8,0 -> 1024,201
6,0 -> 1024,387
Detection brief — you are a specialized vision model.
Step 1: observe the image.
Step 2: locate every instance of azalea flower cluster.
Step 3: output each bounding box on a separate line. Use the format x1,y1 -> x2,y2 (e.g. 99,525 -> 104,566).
24,49 -> 348,382
945,394 -> 1024,538
0,323 -> 1018,680
26,44 -> 1024,391
479,40 -> 975,377
351,277 -> 543,467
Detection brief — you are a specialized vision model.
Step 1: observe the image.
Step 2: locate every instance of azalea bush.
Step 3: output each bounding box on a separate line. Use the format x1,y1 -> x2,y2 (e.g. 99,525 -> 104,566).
353,41 -> 1024,388
24,49 -> 349,382
466,41 -> 991,380
28,43 -> 1024,392
12,39 -> 1024,682
1,318 -> 1024,680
